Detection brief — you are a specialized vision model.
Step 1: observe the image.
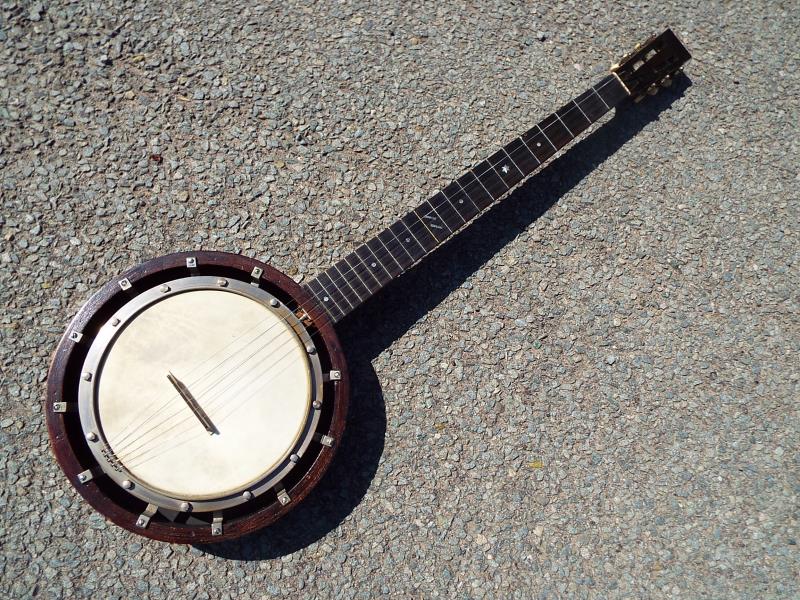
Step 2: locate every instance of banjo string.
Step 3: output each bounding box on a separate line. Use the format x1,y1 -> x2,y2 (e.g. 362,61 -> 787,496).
122,336 -> 310,468
108,311 -> 286,449
108,79 -> 620,457
112,321 -> 290,458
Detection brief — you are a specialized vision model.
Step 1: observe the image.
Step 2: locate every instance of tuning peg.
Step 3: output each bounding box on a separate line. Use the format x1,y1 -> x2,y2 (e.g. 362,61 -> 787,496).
647,85 -> 659,96
660,75 -> 673,88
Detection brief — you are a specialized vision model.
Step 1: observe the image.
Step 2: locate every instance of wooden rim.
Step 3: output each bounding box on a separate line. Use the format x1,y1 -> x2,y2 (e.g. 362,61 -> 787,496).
46,251 -> 349,543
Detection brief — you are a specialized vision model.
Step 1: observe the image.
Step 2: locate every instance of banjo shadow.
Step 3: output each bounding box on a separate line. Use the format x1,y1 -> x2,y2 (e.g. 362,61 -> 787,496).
197,75 -> 690,560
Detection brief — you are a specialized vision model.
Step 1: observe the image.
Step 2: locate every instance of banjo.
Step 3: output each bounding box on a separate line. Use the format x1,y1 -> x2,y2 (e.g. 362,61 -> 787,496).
47,30 -> 690,543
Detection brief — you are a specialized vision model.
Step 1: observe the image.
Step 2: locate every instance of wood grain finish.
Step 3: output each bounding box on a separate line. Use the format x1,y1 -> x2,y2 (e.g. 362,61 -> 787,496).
46,251 -> 349,543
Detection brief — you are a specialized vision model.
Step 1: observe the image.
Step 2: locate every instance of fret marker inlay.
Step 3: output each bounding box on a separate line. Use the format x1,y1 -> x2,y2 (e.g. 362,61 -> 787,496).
423,213 -> 445,230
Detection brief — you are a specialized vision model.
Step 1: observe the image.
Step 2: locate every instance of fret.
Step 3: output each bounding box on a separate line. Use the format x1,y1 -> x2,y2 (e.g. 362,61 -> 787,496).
488,149 -> 525,189
592,84 -> 611,110
597,75 -> 629,107
317,270 -> 351,314
379,227 -> 415,270
306,277 -> 344,322
389,220 -> 427,262
471,160 -> 509,199
572,96 -> 592,123
414,200 -> 456,242
519,127 -> 555,163
348,250 -> 382,290
536,123 -> 559,153
576,88 -> 608,122
330,261 -> 362,308
539,115 -> 572,149
355,244 -> 392,287
557,101 -> 591,137
429,190 -> 468,229
441,184 -> 480,223
506,137 -> 540,174
401,211 -> 438,251
554,111 -> 575,137
518,136 -> 541,166
501,147 -> 525,177
367,236 -> 403,278
341,255 -> 375,297
456,170 -> 494,210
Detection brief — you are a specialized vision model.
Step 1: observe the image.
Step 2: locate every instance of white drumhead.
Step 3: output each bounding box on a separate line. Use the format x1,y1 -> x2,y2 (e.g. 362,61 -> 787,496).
95,289 -> 312,500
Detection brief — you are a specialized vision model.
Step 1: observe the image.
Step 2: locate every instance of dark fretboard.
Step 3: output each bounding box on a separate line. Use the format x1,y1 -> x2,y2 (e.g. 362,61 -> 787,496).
304,74 -> 629,323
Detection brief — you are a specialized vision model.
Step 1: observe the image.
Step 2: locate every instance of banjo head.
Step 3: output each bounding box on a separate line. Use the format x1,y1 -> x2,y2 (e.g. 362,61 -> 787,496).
46,251 -> 348,543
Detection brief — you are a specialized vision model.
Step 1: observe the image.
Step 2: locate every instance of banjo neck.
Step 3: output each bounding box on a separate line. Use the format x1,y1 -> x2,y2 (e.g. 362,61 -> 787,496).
304,27 -> 691,324
304,74 -> 629,323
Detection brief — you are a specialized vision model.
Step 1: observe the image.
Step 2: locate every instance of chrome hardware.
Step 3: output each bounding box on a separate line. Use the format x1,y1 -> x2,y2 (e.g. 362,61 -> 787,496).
314,433 -> 334,447
276,488 -> 291,506
136,503 -> 158,529
323,370 -> 341,383
212,514 -> 223,536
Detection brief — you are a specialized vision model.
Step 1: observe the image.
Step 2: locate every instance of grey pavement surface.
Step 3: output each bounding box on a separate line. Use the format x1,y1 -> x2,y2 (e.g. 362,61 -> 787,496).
2,1 -> 798,598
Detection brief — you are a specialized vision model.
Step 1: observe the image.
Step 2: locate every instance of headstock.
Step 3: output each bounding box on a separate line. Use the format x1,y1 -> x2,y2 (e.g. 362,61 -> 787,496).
611,28 -> 691,101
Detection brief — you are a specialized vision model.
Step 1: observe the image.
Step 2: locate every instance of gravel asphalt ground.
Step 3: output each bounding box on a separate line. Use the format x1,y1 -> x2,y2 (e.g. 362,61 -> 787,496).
2,1 -> 798,598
